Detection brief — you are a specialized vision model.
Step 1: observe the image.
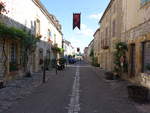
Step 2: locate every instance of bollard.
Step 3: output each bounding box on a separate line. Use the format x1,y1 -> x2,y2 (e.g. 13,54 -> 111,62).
43,59 -> 46,83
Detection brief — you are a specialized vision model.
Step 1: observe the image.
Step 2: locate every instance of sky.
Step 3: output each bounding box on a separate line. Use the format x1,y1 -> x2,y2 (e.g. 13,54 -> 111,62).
40,0 -> 110,53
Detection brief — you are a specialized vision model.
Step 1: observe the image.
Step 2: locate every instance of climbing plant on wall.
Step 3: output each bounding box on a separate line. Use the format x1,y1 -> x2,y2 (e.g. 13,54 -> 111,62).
114,42 -> 128,74
0,22 -> 39,77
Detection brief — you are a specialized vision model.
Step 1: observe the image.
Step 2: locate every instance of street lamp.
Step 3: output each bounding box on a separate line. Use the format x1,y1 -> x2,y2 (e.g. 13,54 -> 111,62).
43,57 -> 46,83
42,40 -> 51,83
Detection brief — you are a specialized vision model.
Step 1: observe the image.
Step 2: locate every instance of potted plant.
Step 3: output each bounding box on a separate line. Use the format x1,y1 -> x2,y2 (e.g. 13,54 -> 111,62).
127,85 -> 149,103
104,71 -> 114,80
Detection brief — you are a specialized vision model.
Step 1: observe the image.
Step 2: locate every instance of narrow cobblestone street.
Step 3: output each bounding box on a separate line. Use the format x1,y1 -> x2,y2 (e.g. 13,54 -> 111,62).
1,0 -> 150,113
0,61 -> 148,113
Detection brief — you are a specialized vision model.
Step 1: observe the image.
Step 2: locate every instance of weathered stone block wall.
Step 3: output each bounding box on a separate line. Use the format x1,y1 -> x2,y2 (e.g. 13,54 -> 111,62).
122,19 -> 150,88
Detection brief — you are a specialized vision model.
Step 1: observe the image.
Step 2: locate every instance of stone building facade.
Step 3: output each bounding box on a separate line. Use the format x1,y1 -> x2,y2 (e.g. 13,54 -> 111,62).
0,0 -> 63,80
63,39 -> 75,56
93,0 -> 150,88
98,0 -> 123,71
83,47 -> 88,61
93,28 -> 100,64
86,40 -> 94,64
121,0 -> 150,88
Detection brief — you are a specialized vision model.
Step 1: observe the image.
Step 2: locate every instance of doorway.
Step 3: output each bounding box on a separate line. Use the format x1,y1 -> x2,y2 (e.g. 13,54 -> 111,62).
130,44 -> 136,76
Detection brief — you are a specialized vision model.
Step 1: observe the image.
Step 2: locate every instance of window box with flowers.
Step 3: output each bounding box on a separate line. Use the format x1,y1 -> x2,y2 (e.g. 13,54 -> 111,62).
51,44 -> 63,53
52,47 -> 61,52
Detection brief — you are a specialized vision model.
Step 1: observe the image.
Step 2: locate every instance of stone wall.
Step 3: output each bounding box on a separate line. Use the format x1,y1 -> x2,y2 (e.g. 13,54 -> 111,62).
122,19 -> 150,41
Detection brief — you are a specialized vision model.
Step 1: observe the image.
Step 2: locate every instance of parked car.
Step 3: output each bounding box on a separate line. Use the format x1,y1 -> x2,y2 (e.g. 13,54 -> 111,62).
68,58 -> 76,64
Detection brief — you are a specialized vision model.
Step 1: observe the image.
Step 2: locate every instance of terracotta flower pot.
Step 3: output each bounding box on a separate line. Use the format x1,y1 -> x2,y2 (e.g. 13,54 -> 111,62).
105,71 -> 114,80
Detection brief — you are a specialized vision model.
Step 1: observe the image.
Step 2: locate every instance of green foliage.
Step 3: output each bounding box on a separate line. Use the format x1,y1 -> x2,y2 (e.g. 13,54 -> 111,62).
90,49 -> 94,57
0,22 -> 39,68
93,63 -> 100,67
92,57 -> 100,67
114,42 -> 128,73
116,42 -> 128,51
60,48 -> 64,53
52,46 -> 64,53
0,22 -> 39,49
58,58 -> 66,64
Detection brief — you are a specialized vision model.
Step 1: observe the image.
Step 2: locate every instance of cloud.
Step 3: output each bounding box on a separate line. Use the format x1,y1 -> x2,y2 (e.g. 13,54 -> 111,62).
71,24 -> 94,52
76,24 -> 94,37
69,37 -> 83,48
69,36 -> 93,53
89,12 -> 103,20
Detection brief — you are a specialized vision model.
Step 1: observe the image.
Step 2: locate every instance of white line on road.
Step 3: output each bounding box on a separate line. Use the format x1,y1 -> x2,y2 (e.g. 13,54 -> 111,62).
67,66 -> 80,113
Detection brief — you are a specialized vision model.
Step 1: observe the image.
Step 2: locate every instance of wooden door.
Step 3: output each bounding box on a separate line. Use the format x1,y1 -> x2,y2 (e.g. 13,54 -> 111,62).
130,44 -> 136,76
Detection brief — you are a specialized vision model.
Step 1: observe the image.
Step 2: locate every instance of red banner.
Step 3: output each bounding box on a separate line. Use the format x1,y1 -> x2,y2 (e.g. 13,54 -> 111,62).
73,13 -> 81,30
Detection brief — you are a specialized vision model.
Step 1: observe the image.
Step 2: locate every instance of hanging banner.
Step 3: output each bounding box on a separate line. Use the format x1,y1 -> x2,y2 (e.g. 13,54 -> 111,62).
73,13 -> 81,30
77,48 -> 80,52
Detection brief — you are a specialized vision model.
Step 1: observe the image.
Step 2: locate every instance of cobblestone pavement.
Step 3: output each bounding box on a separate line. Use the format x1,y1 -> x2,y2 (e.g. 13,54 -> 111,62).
3,66 -> 75,113
1,61 -> 149,113
91,66 -> 150,113
0,69 -> 56,113
79,63 -> 144,113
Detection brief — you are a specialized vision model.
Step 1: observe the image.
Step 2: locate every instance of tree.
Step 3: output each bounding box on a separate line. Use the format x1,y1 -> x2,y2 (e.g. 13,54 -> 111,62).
0,1 -> 8,14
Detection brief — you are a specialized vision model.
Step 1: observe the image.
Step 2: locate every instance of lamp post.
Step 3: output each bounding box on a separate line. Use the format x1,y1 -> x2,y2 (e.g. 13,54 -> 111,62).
42,41 -> 50,83
43,58 -> 46,83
